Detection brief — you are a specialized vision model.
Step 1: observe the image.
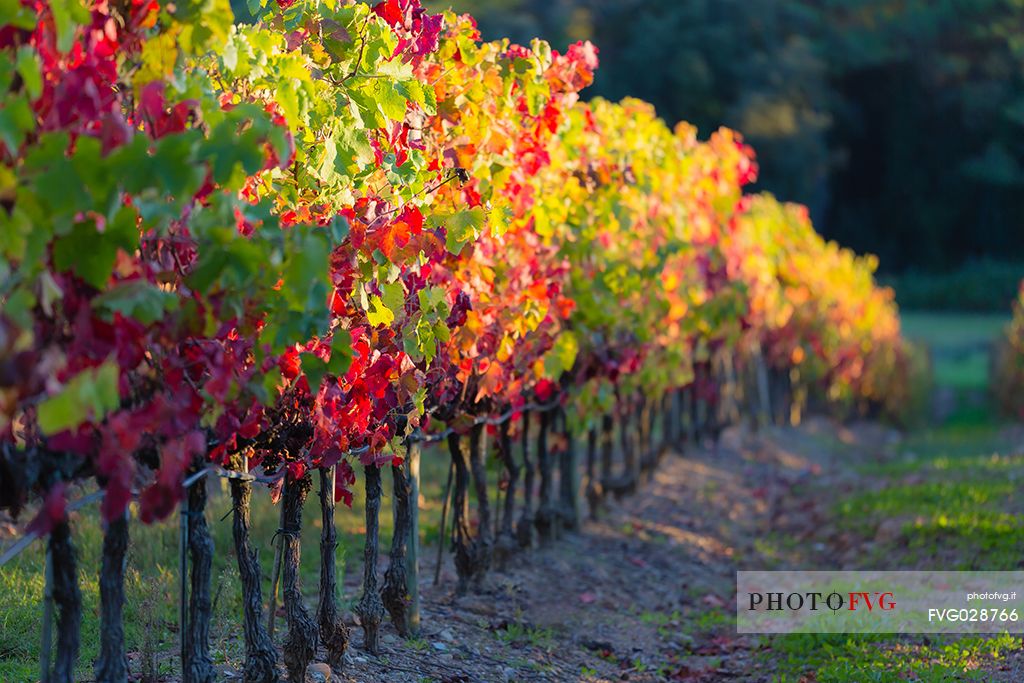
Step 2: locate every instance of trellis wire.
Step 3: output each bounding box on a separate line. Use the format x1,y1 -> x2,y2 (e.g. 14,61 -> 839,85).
1,395 -> 569,683
0,396 -> 559,568
0,489 -> 105,567
266,497 -> 286,637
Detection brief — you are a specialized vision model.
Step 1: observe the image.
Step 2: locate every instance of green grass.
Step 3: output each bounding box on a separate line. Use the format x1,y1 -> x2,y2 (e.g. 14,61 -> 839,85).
933,352 -> 990,391
0,447 -> 457,682
837,425 -> 1024,570
854,426 -> 1014,477
900,311 -> 1010,424
902,311 -> 1005,394
762,421 -> 1024,680
768,633 -> 1022,683
836,480 -> 1024,570
492,621 -> 557,649
900,313 -> 1008,352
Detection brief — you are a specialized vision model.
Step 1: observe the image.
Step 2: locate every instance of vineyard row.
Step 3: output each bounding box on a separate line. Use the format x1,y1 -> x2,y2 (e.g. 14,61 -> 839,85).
0,0 -> 920,680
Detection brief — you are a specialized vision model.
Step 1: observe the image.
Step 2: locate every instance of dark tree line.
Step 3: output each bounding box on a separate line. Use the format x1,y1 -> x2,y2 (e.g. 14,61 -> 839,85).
439,0 -> 1024,274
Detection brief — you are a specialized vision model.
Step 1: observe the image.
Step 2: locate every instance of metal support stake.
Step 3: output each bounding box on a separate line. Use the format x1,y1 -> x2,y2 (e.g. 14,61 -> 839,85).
179,487 -> 189,681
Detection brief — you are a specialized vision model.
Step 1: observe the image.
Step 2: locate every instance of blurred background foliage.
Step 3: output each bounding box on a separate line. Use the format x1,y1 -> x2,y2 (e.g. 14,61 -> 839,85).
430,0 -> 1024,308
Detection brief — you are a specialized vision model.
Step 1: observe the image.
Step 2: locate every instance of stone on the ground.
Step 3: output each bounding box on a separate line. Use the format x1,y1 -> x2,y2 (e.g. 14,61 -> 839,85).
306,662 -> 332,683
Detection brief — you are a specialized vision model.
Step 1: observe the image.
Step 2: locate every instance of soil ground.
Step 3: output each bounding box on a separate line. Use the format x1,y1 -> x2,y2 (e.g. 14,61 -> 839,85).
330,417 -> 1024,683
5,415 -> 1023,682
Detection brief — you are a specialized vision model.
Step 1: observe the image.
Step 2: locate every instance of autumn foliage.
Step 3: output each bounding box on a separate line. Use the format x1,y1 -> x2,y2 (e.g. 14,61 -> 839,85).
0,0 -> 909,536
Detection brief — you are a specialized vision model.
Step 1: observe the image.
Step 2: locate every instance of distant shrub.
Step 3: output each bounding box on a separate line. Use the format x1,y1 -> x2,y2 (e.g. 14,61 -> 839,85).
888,339 -> 934,427
991,283 -> 1024,420
883,260 -> 1024,312
990,280 -> 1024,419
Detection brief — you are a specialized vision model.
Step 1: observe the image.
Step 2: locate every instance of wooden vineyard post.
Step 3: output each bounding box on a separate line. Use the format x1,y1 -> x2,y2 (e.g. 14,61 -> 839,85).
584,425 -> 601,519
636,396 -> 650,483
713,351 -> 724,430
621,399 -> 639,494
357,465 -> 384,654
558,410 -> 582,531
694,365 -> 709,444
466,423 -> 493,588
186,469 -> 214,683
679,386 -> 687,445
599,414 -> 613,499
683,385 -> 695,445
516,411 -> 536,549
448,432 -> 475,598
753,344 -> 770,430
48,519 -> 81,683
789,365 -> 805,427
94,510 -> 130,683
178,482 -> 189,679
407,443 -> 421,635
768,365 -> 792,427
724,350 -> 741,427
281,475 -> 318,678
39,543 -> 53,683
318,465 -> 349,669
661,391 -> 673,451
228,455 -> 278,682
434,460 -> 454,586
495,420 -> 521,566
653,393 -> 667,467
641,396 -> 655,479
266,501 -> 285,638
754,343 -> 772,429
534,409 -> 557,542
383,442 -> 419,637
669,389 -> 680,447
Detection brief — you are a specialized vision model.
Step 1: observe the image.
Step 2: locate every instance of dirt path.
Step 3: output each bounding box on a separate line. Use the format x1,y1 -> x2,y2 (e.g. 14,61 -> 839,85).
5,416 -> 1018,681
331,418 -> 896,683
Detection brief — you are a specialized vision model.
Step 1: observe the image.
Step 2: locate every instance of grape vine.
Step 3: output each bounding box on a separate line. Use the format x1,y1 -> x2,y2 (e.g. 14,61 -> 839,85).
0,0 -> 914,680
